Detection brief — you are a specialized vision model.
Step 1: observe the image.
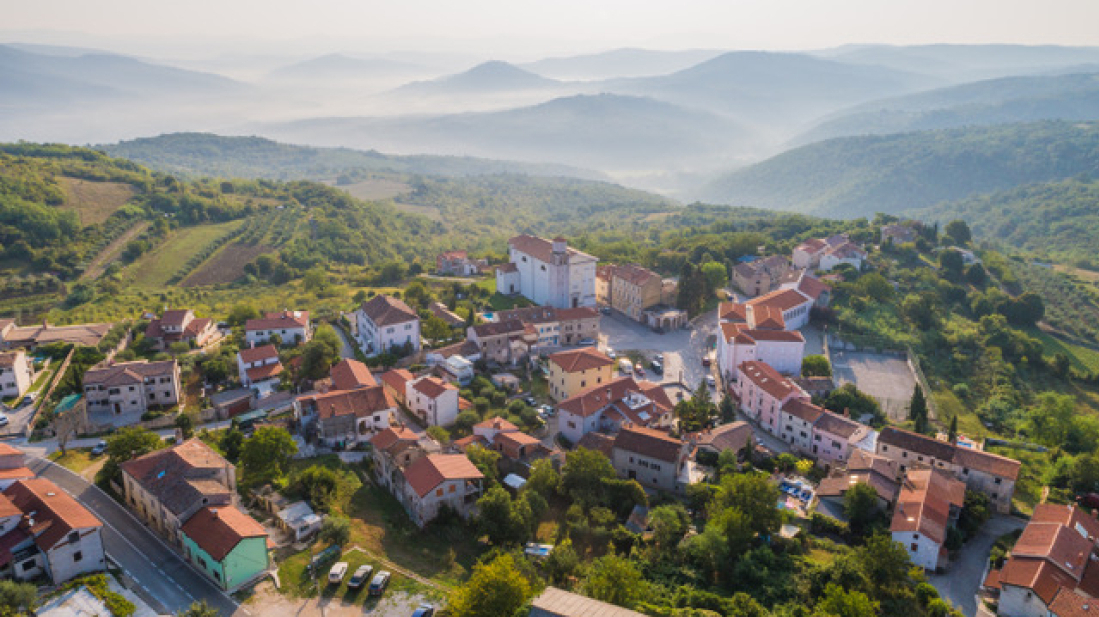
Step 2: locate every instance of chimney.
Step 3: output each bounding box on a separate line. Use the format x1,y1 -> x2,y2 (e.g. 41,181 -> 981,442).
552,238 -> 567,254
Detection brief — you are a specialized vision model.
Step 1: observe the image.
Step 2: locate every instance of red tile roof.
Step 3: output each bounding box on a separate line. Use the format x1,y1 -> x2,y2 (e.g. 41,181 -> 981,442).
613,425 -> 683,463
379,369 -> 413,393
781,398 -> 824,423
245,311 -> 310,331
246,362 -> 283,382
1049,588 -> 1099,617
557,376 -> 672,420
303,386 -> 396,420
120,439 -> 231,517
613,264 -> 661,287
747,287 -> 812,312
238,345 -> 279,364
369,426 -> 420,451
411,376 -> 456,399
1001,557 -> 1078,605
330,359 -> 376,390
814,410 -> 865,439
549,347 -> 615,373
739,361 -> 802,401
0,493 -> 20,519
4,478 -> 102,551
474,417 -> 518,432
181,505 -> 267,562
83,359 -> 177,386
953,446 -> 1021,482
576,432 -> 615,458
360,296 -> 418,327
718,302 -> 747,323
404,454 -> 483,497
508,234 -> 595,264
689,421 -> 752,454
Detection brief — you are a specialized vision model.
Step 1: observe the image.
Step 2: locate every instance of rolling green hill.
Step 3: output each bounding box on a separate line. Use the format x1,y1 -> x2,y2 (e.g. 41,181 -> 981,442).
101,132 -> 605,182
912,176 -> 1099,267
698,121 -> 1099,219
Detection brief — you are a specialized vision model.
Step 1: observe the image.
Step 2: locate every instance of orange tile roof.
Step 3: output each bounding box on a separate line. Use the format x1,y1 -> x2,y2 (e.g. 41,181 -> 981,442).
613,425 -> 683,463
411,376 -> 456,399
246,362 -> 283,382
0,468 -> 34,482
4,478 -> 102,551
549,347 -> 615,373
238,345 -> 279,364
1049,588 -> 1099,617
0,493 -> 20,519
612,263 -> 661,287
953,446 -> 1021,482
330,359 -> 376,390
739,361 -> 802,401
557,376 -> 671,420
304,386 -> 397,420
0,444 -> 23,457
379,369 -> 413,392
245,310 -> 310,331
1001,557 -> 1078,605
746,287 -> 812,312
781,398 -> 824,423
718,302 -> 747,323
474,417 -> 518,432
369,426 -> 420,451
120,439 -> 231,517
508,234 -> 595,264
181,505 -> 267,562
404,454 -> 483,497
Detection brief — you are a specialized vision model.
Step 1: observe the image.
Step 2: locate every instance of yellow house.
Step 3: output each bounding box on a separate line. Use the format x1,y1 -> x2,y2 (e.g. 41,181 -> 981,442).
547,348 -> 616,402
610,264 -> 663,322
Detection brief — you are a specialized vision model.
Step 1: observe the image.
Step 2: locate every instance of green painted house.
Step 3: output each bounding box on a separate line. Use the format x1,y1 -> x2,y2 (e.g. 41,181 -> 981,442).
181,505 -> 269,591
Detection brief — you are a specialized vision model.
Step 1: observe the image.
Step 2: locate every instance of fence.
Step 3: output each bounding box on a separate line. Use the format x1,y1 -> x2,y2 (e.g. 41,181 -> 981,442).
26,346 -> 76,438
906,346 -> 939,421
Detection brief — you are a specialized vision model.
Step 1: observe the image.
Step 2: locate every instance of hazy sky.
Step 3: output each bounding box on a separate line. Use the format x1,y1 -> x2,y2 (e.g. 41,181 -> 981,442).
5,0 -> 1099,58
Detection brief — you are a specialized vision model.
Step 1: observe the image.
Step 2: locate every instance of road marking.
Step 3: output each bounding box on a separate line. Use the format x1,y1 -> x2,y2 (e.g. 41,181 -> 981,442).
28,456 -> 235,612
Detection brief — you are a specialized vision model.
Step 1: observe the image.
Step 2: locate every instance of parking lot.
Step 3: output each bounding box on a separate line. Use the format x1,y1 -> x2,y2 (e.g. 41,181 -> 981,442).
598,310 -> 717,392
829,349 -> 917,421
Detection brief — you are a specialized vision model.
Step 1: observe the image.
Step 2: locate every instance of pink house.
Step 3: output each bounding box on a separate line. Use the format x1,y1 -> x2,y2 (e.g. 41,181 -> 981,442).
733,361 -> 808,436
812,410 -> 870,465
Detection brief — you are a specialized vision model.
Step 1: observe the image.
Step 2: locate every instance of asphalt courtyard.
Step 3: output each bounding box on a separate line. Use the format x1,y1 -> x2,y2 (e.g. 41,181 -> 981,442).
829,349 -> 916,421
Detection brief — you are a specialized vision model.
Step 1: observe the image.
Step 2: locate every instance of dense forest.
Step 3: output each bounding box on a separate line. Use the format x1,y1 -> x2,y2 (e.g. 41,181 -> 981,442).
698,120 -> 1099,219
913,176 -> 1099,268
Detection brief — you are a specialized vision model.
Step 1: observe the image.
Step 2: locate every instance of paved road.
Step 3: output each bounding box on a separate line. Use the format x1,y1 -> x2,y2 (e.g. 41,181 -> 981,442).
927,514 -> 1026,617
599,309 -> 717,392
332,322 -> 358,360
25,455 -> 242,616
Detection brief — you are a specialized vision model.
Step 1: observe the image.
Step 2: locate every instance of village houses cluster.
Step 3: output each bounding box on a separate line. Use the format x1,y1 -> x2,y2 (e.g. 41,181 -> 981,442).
0,224 -> 1032,608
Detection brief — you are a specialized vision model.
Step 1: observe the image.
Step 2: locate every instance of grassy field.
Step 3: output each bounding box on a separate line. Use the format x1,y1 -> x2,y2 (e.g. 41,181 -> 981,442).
1028,328 -> 1099,373
392,202 -> 443,222
338,179 -> 411,201
48,449 -> 101,475
56,177 -> 136,226
124,220 -> 244,288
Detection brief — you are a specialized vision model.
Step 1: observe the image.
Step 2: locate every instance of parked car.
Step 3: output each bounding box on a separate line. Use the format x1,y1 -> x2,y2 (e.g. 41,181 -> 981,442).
654,353 -> 664,362
348,564 -> 374,589
369,571 -> 391,596
634,363 -> 645,375
578,338 -> 596,347
605,348 -> 616,359
91,440 -> 108,456
523,396 -> 536,406
599,306 -> 611,315
651,360 -> 664,374
328,562 -> 349,585
701,355 -> 712,367
0,413 -> 8,427
21,392 -> 36,406
705,375 -> 716,389
412,606 -> 435,617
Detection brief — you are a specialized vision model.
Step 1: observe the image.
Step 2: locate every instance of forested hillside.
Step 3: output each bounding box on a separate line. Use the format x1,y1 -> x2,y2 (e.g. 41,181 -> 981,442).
698,121 -> 1099,218
912,176 -> 1099,268
102,133 -> 604,181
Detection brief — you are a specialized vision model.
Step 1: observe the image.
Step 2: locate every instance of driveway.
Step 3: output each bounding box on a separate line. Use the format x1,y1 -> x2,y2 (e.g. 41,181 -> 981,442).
927,515 -> 1026,617
332,322 -> 358,360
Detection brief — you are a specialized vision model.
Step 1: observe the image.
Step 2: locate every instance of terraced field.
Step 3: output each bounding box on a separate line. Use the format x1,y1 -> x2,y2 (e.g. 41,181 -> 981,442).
181,243 -> 272,287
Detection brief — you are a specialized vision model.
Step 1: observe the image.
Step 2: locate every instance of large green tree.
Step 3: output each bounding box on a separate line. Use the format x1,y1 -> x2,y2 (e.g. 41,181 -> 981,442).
447,554 -> 536,617
582,554 -> 645,609
240,426 -> 298,484
562,447 -> 616,507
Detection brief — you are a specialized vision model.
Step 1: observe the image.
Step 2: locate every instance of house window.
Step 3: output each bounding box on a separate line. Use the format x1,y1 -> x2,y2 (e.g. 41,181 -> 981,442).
19,559 -> 35,573
449,485 -> 456,493
910,543 -> 918,552
994,477 -> 1002,485
882,445 -> 888,452
436,488 -> 444,496
68,531 -> 80,543
73,551 -> 83,562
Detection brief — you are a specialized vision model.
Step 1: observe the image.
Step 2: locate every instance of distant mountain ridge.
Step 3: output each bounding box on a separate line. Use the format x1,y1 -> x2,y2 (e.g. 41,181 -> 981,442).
797,72 -> 1099,143
100,132 -> 609,181
698,121 -> 1099,219
395,61 -> 559,94
520,48 -> 725,80
252,93 -> 756,174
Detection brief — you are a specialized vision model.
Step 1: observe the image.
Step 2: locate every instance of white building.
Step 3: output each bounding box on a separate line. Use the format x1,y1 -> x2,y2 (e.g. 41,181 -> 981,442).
792,234 -> 865,272
496,235 -> 597,309
236,345 -> 283,397
716,321 -> 805,382
0,350 -> 33,399
556,375 -> 675,445
356,295 -> 421,357
406,376 -> 460,427
1,478 -> 105,584
244,311 -> 311,347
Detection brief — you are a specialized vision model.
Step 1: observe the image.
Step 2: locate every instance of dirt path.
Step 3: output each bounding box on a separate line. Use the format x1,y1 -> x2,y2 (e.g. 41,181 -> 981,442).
81,221 -> 149,280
